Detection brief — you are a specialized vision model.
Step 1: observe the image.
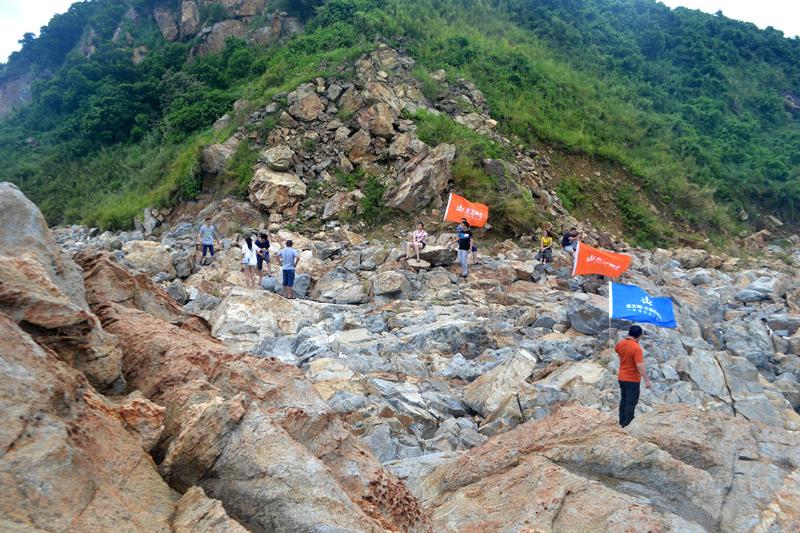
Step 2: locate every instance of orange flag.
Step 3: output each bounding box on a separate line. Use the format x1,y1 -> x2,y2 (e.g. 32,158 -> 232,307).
443,193 -> 489,228
572,241 -> 632,277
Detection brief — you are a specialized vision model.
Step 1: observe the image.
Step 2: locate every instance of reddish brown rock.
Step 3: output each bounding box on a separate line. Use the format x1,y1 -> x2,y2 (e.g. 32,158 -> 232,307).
0,314 -> 175,531
87,262 -> 429,532
0,254 -> 123,391
409,404 -> 724,531
75,250 -> 210,334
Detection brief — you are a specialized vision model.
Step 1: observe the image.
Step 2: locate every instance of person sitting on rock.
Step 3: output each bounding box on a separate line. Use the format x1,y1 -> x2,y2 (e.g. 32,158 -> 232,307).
403,222 -> 428,262
197,217 -> 221,264
241,235 -> 260,290
538,229 -> 554,264
280,240 -> 300,299
561,227 -> 580,257
616,325 -> 651,428
255,232 -> 271,282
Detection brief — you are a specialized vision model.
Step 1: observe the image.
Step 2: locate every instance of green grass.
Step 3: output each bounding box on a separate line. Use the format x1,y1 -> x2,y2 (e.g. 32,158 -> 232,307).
360,175 -> 390,224
409,109 -> 539,234
556,176 -> 587,213
412,66 -> 442,102
614,185 -> 671,248
336,169 -> 364,191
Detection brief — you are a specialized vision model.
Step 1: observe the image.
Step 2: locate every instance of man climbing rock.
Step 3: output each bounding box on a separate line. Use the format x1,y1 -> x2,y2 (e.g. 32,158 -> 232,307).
616,325 -> 651,427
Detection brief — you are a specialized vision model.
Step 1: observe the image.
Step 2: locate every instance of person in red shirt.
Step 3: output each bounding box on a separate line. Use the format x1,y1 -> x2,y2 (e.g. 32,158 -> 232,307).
616,325 -> 651,427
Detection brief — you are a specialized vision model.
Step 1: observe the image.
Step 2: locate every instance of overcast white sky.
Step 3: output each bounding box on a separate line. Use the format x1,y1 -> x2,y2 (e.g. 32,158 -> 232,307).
1,0 -> 799,63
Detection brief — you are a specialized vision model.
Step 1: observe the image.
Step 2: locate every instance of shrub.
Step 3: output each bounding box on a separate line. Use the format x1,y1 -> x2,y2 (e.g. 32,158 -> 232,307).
412,66 -> 442,101
556,176 -> 586,212
614,185 -> 667,248
336,169 -> 363,190
360,175 -> 389,224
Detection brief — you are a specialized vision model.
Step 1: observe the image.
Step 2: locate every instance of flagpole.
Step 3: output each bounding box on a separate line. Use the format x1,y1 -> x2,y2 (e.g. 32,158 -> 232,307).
607,280 -> 613,350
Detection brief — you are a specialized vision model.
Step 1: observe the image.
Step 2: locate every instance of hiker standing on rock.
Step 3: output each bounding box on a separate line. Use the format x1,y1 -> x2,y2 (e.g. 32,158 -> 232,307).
280,240 -> 300,299
403,222 -> 428,262
616,325 -> 651,427
197,217 -> 221,264
450,219 -> 473,279
538,229 -> 554,264
255,232 -> 271,282
241,235 -> 260,290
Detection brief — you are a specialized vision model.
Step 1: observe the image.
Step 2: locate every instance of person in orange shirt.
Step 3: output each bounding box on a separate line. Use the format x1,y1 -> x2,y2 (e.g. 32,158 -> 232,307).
616,325 -> 651,427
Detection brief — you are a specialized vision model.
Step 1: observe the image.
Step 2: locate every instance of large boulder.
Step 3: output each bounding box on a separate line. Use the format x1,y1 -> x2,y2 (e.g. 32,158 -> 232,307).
344,128 -> 377,165
179,0 -> 201,38
201,137 -> 240,174
715,351 -> 783,427
567,292 -> 626,335
462,349 -> 537,416
0,182 -> 87,307
322,191 -> 357,221
674,349 -> 729,398
721,318 -> 774,368
0,314 -> 175,531
0,255 -> 123,391
418,245 -> 457,267
311,267 -> 369,304
199,20 -> 249,55
154,5 -> 179,41
357,102 -> 396,138
288,83 -> 325,122
209,288 -> 332,351
384,143 -> 456,212
122,240 -> 177,279
260,144 -> 294,171
248,167 -> 307,212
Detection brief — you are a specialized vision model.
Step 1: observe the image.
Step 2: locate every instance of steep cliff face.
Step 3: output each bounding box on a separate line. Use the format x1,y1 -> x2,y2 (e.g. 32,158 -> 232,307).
0,73 -> 32,118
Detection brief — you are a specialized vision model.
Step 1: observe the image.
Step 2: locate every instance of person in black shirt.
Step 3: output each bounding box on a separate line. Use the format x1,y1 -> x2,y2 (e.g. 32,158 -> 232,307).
561,227 -> 579,257
255,232 -> 271,283
449,218 -> 473,278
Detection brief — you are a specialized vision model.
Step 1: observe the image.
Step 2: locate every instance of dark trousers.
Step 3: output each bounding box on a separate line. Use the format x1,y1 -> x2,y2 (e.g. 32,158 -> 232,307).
202,244 -> 215,257
618,380 -> 640,427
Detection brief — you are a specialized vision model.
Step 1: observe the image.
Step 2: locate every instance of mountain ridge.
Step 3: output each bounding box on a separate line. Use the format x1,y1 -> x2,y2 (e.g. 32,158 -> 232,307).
1,0 -> 798,246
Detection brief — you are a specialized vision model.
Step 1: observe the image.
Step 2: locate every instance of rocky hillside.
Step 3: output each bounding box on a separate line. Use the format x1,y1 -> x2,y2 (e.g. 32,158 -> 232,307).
2,0 -> 799,244
3,141 -> 800,533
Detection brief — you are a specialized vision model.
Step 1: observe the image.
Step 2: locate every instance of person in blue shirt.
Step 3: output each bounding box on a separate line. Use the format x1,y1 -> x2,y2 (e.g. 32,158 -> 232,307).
279,240 -> 300,299
197,217 -> 221,263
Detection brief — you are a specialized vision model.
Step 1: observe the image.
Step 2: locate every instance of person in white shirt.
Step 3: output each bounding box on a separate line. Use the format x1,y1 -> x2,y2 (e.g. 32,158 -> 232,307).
403,222 -> 428,262
241,235 -> 260,289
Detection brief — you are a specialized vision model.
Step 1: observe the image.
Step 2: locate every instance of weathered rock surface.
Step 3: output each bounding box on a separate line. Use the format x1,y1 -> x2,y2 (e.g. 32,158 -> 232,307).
248,167 -> 307,213
0,254 -> 123,391
122,240 -> 177,279
0,182 -> 88,307
83,262 -> 429,532
384,144 -> 456,212
0,314 -> 175,531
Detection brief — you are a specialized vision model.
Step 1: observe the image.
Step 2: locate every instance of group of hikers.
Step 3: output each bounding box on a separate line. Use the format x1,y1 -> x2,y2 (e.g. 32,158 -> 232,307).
400,218 -> 581,278
197,216 -> 649,427
197,217 -> 300,298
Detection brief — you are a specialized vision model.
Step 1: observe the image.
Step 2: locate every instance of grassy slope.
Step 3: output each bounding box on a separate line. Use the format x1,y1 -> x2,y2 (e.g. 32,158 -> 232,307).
1,0 -> 798,246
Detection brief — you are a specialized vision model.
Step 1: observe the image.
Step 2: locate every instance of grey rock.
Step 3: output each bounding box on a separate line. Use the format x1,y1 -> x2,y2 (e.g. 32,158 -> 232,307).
166,281 -> 189,305
327,391 -> 368,413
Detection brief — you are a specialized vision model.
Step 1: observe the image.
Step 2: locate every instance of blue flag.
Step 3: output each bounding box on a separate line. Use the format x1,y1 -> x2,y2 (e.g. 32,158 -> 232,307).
609,283 -> 677,329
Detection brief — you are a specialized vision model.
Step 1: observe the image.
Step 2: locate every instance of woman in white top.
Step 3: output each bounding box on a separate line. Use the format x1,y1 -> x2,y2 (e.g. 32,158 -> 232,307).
241,235 -> 260,289
403,222 -> 428,261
